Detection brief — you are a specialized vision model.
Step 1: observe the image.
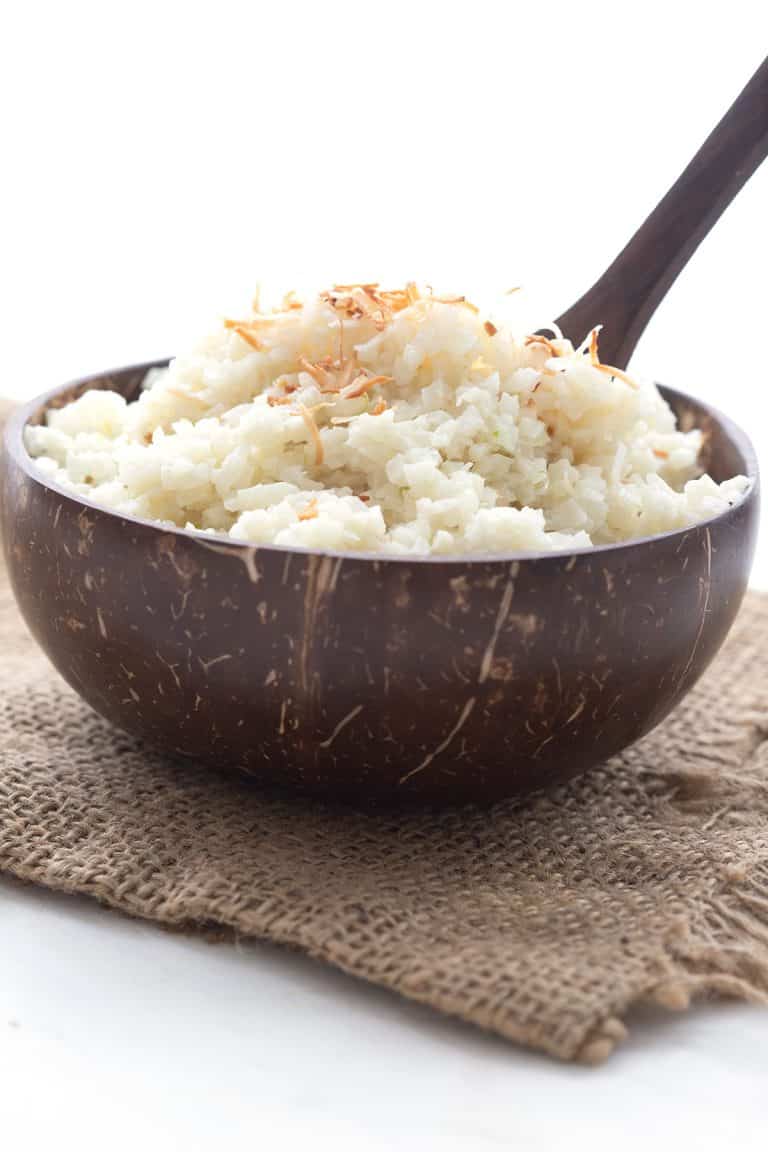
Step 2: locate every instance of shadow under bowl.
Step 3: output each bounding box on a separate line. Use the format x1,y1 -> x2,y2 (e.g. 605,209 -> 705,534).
1,361 -> 760,804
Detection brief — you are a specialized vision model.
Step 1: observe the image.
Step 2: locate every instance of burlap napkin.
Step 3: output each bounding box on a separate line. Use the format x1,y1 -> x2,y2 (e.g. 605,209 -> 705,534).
3,399 -> 768,1063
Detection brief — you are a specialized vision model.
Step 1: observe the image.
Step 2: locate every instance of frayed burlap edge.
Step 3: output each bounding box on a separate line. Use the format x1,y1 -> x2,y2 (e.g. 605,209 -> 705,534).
4,802 -> 768,1065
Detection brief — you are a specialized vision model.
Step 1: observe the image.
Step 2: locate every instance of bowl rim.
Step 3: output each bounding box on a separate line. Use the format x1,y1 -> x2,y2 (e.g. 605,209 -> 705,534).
4,360 -> 760,568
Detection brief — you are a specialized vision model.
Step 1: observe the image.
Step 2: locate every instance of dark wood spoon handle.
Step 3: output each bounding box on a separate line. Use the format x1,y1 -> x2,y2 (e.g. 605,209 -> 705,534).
555,56 -> 768,369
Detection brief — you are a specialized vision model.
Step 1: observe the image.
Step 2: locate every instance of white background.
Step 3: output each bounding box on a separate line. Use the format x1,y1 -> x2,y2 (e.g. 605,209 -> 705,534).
2,3 -> 768,1148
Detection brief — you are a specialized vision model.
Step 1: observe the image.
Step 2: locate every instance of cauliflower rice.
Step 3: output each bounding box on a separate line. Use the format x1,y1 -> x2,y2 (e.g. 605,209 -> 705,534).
26,284 -> 748,555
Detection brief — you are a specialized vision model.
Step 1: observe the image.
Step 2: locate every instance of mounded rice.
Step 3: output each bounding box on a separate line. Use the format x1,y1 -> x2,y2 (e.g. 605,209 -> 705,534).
25,284 -> 748,555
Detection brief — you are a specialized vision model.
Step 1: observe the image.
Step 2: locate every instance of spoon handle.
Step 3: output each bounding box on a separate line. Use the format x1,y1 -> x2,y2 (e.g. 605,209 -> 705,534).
556,55 -> 768,369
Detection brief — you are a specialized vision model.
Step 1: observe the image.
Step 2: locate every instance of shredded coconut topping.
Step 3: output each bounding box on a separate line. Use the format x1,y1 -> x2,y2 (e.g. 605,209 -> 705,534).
25,282 -> 749,555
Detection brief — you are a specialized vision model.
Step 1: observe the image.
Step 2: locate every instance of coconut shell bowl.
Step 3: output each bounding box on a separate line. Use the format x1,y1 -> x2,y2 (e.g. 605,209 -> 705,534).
0,365 -> 759,804
1,58 -> 766,803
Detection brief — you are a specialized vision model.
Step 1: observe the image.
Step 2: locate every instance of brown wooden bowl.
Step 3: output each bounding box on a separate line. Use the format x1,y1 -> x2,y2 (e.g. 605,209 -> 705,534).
1,361 -> 760,804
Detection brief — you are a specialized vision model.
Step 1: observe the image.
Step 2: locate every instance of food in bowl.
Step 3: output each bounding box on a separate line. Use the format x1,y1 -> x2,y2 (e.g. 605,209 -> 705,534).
25,284 -> 748,555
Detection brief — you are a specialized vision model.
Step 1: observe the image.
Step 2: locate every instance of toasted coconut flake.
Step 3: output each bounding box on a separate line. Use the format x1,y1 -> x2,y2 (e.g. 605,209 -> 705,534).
320,283 -> 416,328
339,373 -> 369,399
595,363 -> 639,389
298,355 -> 333,390
267,395 -> 294,407
321,284 -> 383,322
653,448 -> 669,459
368,377 -> 392,390
280,290 -> 303,312
377,288 -> 412,313
295,349 -> 363,397
505,286 -> 522,295
371,399 -> 388,416
341,373 -> 394,400
223,317 -> 263,331
225,323 -> 264,350
525,334 -> 559,357
588,327 -> 639,389
298,498 -> 319,521
320,289 -> 363,321
484,320 -> 498,337
332,282 -> 380,292
351,287 -> 390,330
292,401 -> 324,467
406,281 -> 420,304
236,328 -> 263,350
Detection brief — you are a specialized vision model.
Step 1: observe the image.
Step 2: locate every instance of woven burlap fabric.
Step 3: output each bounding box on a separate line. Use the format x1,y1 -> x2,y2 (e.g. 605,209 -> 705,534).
3,401 -> 768,1063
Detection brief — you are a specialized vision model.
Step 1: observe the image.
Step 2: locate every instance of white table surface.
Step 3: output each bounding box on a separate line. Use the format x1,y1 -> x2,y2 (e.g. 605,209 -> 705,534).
4,7 -> 768,1147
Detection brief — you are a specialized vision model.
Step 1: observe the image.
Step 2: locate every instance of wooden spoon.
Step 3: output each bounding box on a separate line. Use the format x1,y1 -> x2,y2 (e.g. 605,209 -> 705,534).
555,55 -> 768,369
